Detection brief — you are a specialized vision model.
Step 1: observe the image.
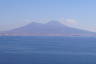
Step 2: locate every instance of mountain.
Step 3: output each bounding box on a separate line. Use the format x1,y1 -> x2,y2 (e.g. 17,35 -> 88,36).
1,21 -> 96,36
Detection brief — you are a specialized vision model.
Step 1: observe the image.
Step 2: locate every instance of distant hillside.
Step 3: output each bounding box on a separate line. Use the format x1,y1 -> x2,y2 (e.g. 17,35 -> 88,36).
1,21 -> 96,36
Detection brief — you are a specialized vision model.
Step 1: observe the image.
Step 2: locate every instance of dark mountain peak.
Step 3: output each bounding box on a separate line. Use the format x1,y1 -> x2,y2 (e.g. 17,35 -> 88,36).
47,21 -> 61,24
28,22 -> 43,25
31,22 -> 38,24
28,21 -> 62,26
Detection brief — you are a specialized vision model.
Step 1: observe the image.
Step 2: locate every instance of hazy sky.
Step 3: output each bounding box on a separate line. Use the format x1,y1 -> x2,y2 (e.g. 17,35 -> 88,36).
0,0 -> 96,32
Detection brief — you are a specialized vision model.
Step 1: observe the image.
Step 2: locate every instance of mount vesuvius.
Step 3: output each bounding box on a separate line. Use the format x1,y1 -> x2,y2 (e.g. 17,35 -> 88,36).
1,21 -> 96,36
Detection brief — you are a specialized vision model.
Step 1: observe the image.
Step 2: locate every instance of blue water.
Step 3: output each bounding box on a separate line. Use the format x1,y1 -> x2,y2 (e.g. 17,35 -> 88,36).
0,36 -> 96,64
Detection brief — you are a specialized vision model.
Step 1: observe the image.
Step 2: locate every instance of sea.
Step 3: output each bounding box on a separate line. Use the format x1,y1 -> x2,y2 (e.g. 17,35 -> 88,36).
0,36 -> 96,64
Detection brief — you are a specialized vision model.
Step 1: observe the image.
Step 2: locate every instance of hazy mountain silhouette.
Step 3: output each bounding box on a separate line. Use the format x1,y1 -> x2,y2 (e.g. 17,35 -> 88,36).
3,21 -> 95,36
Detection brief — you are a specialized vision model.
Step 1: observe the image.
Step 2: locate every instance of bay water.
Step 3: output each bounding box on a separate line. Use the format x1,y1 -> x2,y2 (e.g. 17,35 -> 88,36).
0,36 -> 96,64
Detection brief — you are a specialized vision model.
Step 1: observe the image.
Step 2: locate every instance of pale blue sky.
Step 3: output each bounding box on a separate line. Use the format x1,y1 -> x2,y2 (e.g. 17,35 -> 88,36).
0,0 -> 96,32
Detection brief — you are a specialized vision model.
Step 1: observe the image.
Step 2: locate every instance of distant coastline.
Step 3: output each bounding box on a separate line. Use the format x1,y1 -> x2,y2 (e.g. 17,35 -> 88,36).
0,33 -> 95,36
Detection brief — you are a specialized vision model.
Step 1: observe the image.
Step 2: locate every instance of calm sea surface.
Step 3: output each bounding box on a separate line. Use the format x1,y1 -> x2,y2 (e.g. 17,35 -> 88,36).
0,36 -> 96,64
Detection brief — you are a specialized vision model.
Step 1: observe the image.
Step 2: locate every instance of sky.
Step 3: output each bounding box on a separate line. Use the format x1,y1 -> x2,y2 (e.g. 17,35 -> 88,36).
0,0 -> 96,32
